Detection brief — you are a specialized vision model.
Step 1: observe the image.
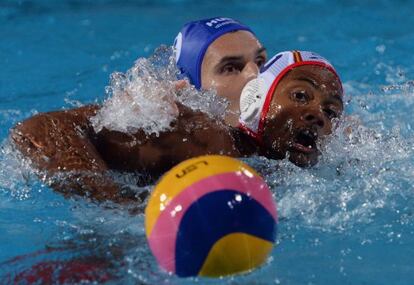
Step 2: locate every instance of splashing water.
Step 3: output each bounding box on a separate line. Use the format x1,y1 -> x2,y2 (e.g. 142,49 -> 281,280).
0,142 -> 40,200
1,85 -> 413,284
1,50 -> 414,284
2,0 -> 414,283
90,46 -> 228,136
243,82 -> 414,231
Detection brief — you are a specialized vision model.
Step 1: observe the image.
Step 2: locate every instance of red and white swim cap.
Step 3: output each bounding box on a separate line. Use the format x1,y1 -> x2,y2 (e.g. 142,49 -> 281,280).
239,50 -> 342,141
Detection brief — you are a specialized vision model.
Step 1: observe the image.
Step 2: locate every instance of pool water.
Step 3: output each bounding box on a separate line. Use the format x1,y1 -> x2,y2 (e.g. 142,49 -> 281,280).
1,0 -> 414,284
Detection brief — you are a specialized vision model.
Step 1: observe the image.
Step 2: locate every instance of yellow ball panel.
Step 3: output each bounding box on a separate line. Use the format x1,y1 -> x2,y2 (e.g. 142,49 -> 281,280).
145,155 -> 260,236
198,233 -> 273,277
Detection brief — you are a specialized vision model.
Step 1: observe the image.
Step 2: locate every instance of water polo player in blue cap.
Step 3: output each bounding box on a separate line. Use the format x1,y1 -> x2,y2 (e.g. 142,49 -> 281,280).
174,17 -> 267,126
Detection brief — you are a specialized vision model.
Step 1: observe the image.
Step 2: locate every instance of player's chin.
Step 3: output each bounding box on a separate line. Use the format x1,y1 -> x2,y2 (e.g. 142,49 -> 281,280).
288,149 -> 319,168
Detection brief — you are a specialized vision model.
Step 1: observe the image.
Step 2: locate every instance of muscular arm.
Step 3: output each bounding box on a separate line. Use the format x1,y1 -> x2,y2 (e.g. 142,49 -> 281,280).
10,105 -> 136,203
10,103 -> 241,203
94,103 -> 241,177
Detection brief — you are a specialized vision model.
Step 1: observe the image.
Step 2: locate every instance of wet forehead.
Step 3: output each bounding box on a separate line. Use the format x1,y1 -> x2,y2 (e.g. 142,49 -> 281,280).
284,65 -> 342,95
203,30 -> 263,63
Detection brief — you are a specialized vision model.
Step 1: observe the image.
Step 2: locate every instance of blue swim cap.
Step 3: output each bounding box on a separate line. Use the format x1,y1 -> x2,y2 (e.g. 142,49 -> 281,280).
173,17 -> 254,89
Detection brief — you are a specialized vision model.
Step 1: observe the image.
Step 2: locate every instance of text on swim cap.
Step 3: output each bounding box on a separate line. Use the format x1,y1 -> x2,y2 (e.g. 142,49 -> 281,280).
205,17 -> 236,28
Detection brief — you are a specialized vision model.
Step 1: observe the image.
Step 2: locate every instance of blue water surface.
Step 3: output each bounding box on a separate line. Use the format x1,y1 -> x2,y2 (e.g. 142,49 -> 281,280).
1,0 -> 414,284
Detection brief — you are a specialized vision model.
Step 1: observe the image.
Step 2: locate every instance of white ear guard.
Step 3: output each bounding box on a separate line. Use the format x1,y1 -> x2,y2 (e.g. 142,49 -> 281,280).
238,50 -> 342,141
239,77 -> 268,136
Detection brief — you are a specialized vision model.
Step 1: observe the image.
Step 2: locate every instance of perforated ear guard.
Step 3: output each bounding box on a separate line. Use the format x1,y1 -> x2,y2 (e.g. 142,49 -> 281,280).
239,77 -> 268,137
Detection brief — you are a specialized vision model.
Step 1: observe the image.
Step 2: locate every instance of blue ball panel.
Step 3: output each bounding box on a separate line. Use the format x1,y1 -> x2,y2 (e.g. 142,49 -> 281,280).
175,190 -> 277,277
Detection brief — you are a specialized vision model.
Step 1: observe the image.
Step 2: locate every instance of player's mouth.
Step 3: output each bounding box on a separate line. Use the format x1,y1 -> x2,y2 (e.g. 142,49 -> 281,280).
290,128 -> 318,154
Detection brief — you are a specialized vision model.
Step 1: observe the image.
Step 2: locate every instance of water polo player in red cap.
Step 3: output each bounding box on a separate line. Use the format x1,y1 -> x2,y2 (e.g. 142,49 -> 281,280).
12,49 -> 344,202
12,50 -> 343,202
238,51 -> 343,167
76,50 -> 345,202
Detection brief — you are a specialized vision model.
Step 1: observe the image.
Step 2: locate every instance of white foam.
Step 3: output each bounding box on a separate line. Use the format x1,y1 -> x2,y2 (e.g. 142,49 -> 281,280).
243,83 -> 414,232
91,47 -> 180,135
91,46 -> 228,136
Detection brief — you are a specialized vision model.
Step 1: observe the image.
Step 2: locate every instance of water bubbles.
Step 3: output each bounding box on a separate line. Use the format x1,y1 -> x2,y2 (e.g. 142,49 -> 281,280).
241,80 -> 414,237
91,47 -> 180,135
0,141 -> 39,200
376,44 -> 386,54
375,62 -> 407,85
2,37 -> 414,283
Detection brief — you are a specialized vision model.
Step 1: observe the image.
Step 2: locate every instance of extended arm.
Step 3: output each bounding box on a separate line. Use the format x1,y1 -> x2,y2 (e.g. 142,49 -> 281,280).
10,103 -> 241,203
